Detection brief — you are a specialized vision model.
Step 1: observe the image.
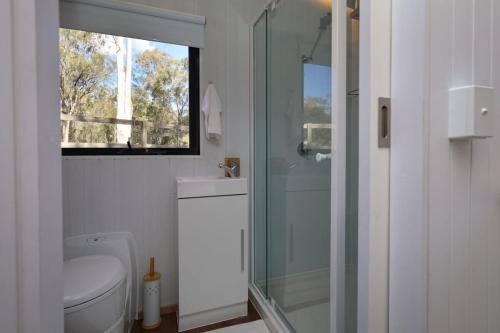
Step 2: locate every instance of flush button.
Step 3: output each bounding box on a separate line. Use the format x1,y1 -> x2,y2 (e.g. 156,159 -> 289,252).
86,236 -> 105,243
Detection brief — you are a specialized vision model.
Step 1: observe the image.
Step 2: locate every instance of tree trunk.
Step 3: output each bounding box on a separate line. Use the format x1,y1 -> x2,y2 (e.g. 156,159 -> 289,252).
63,120 -> 70,143
116,37 -> 133,144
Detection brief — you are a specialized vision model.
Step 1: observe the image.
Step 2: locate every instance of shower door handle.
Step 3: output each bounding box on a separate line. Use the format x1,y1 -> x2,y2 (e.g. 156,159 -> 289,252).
315,153 -> 332,162
241,229 -> 245,272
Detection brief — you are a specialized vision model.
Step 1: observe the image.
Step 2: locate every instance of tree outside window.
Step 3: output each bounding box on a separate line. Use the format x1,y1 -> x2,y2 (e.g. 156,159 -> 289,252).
59,28 -> 191,149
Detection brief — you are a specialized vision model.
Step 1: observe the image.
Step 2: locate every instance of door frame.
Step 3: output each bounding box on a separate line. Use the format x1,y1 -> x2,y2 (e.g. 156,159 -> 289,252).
331,0 -> 347,332
248,6 -> 291,333
1,0 -> 64,332
356,0 -> 392,332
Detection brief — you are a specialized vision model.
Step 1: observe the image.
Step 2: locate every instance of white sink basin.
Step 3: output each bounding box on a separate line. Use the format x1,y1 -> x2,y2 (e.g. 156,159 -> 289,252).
177,176 -> 247,199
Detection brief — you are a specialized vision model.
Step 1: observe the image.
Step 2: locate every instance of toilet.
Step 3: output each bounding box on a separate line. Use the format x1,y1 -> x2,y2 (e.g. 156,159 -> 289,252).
63,232 -> 139,333
64,255 -> 127,333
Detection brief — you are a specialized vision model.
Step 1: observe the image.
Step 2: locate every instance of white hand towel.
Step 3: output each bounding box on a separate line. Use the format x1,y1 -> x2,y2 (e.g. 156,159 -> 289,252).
201,83 -> 222,140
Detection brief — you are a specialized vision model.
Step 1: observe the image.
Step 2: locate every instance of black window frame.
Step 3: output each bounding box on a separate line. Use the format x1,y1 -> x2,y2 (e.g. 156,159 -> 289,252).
62,47 -> 200,156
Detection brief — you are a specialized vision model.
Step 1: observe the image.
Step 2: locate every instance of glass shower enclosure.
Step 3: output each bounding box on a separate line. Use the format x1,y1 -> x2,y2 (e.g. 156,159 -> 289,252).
252,0 -> 359,332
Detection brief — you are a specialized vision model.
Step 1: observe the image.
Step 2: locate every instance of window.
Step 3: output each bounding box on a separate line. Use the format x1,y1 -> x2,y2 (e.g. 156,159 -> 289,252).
302,63 -> 332,151
60,28 -> 200,155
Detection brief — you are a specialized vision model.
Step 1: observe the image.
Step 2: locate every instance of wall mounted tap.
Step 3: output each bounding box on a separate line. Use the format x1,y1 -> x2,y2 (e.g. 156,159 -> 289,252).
218,161 -> 239,178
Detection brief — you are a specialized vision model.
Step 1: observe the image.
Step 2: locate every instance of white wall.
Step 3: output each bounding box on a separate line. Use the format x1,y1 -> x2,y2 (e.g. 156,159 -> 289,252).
391,0 -> 500,332
1,0 -> 64,332
62,0 -> 267,308
427,0 -> 500,332
1,2 -> 18,330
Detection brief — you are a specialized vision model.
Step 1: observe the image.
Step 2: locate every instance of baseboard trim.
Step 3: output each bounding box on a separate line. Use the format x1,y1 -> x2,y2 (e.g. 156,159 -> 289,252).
178,302 -> 247,332
136,290 -> 293,333
137,304 -> 178,320
249,285 -> 290,333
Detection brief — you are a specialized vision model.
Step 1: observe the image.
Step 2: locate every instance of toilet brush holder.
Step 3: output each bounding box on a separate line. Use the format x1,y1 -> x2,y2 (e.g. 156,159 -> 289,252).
142,257 -> 161,330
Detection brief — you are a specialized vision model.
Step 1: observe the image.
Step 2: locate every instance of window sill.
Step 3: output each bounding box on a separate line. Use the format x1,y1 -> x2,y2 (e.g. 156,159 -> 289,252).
62,154 -> 202,160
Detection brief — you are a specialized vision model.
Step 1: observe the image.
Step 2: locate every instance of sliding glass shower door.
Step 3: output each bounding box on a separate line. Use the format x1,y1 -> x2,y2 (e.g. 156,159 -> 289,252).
269,2 -> 332,332
253,9 -> 268,297
253,1 -> 359,332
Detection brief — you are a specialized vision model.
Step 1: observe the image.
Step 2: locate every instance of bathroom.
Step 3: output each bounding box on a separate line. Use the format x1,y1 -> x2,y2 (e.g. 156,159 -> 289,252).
3,0 -> 500,333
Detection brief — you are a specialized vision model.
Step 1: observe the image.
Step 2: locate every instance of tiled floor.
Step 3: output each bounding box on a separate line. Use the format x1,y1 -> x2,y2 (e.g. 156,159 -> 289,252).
132,301 -> 262,333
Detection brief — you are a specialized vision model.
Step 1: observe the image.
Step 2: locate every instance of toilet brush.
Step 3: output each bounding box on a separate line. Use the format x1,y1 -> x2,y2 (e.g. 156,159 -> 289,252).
142,257 -> 161,330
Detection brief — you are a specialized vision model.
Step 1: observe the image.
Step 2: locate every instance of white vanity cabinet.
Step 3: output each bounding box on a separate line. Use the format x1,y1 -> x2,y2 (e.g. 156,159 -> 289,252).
177,177 -> 248,332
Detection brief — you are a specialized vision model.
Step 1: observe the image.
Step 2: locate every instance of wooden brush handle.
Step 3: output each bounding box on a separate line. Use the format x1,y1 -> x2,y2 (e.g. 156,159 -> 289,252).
149,257 -> 155,276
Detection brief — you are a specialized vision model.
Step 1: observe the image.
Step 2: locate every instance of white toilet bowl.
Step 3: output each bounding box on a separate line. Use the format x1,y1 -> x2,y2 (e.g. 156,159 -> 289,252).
64,255 -> 127,333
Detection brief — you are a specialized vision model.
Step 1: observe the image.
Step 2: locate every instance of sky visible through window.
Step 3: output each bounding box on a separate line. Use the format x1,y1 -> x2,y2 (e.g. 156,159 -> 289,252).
105,38 -> 188,87
304,63 -> 332,107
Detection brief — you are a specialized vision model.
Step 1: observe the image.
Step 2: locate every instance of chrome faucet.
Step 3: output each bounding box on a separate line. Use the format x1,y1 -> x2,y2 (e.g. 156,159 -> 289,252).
218,161 -> 239,178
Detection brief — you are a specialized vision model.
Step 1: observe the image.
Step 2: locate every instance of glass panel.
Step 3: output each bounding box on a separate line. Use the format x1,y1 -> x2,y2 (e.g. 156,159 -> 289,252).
253,1 -> 359,331
253,10 -> 269,297
59,28 -> 190,148
267,1 -> 332,332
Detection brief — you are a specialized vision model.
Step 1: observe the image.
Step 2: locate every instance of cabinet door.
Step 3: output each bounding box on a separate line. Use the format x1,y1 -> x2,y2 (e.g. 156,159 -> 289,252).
178,194 -> 248,316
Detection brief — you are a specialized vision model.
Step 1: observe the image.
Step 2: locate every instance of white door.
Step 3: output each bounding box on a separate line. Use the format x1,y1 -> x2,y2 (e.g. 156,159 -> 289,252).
178,195 -> 248,316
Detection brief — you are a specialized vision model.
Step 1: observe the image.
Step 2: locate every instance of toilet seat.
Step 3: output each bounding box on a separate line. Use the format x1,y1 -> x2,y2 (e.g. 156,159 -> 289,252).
64,255 -> 126,310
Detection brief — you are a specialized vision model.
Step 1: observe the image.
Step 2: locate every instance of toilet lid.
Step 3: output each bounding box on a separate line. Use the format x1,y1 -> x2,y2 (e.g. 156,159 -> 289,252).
64,255 -> 126,309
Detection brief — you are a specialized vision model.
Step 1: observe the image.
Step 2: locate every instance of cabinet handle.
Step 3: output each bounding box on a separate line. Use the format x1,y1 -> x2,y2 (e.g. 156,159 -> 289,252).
241,229 -> 244,272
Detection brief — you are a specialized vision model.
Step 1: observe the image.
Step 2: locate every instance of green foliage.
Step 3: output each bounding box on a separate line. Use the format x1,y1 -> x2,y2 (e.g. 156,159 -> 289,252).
132,49 -> 189,146
59,28 -> 190,147
303,96 -> 331,123
60,29 -> 116,143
